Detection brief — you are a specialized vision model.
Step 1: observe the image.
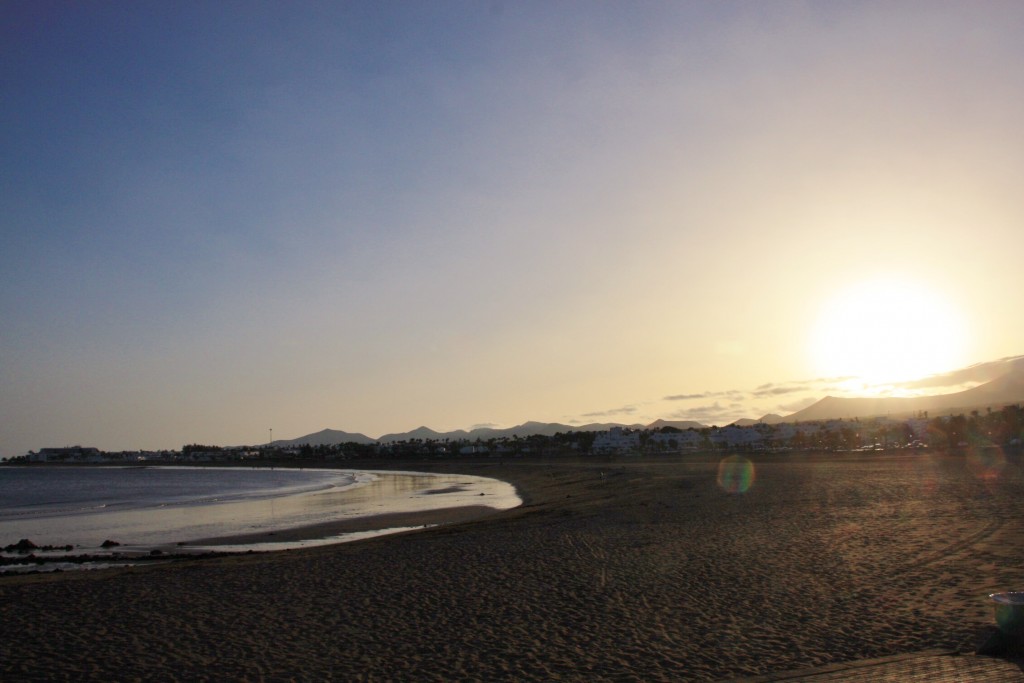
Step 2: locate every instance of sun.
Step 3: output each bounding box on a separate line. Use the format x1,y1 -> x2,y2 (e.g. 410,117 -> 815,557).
810,276 -> 967,387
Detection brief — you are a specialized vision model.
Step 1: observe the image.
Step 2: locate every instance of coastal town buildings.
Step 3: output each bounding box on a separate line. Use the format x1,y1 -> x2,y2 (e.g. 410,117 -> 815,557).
8,405 -> 1022,463
591,427 -> 641,454
27,447 -> 103,463
648,430 -> 704,451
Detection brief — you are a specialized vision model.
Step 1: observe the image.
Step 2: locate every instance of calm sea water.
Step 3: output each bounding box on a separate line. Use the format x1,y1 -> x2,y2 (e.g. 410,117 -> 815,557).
0,466 -> 520,556
0,466 -> 360,550
0,466 -> 356,518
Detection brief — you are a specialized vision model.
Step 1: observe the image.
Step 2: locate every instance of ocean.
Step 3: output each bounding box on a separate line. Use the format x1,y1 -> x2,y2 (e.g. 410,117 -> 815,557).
0,466 -> 520,561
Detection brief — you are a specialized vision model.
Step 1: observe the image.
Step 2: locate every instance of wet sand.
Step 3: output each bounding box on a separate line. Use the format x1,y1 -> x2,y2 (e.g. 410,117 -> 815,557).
189,503 -> 499,546
2,452 -> 1023,681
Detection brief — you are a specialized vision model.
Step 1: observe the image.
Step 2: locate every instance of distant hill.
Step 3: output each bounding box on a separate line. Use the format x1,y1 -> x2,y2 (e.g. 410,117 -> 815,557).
646,419 -> 705,430
277,420 -> 653,447
733,416 -> 788,426
272,428 -> 375,447
785,368 -> 1024,422
378,421 -> 647,443
377,426 -> 465,443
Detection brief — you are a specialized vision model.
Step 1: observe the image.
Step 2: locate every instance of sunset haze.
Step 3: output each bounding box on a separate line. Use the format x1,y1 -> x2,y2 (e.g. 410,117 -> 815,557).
2,2 -> 1023,457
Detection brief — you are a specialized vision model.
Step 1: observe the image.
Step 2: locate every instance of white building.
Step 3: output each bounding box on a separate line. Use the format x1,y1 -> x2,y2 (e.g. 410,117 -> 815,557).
709,426 -> 764,449
27,446 -> 103,463
648,430 -> 704,451
592,427 -> 640,454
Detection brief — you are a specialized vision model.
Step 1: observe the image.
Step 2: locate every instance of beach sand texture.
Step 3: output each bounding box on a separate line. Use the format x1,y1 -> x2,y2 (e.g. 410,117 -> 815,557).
2,452 -> 1023,681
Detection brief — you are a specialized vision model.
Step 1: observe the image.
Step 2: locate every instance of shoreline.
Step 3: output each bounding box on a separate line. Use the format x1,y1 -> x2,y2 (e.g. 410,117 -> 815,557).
0,504 -> 508,574
173,467 -> 521,550
2,453 -> 1022,681
0,466 -> 521,562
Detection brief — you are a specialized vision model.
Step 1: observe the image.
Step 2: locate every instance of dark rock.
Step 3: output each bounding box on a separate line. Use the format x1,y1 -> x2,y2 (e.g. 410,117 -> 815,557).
5,539 -> 38,552
101,539 -> 121,548
149,549 -> 163,556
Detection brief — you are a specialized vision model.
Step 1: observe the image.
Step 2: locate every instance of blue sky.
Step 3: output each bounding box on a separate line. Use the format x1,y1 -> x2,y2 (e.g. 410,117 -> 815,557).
3,2 -> 1023,455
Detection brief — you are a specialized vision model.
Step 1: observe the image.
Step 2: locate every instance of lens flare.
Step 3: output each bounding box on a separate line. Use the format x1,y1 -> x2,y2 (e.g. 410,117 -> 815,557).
717,455 -> 755,494
992,593 -> 1024,635
966,446 -> 1006,485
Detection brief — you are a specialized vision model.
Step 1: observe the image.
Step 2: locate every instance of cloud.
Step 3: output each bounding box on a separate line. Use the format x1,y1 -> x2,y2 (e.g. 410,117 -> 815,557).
751,384 -> 805,397
751,376 -> 854,398
668,401 -> 744,425
580,405 -> 638,418
664,390 -> 745,401
471,422 -> 499,430
658,374 -> 855,422
897,356 -> 1024,390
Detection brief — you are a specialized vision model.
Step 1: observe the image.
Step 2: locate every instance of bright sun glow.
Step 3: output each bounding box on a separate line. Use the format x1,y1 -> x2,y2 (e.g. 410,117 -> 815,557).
810,277 -> 967,387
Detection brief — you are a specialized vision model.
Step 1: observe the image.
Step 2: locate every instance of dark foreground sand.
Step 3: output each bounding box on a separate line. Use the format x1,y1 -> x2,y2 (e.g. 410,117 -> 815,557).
2,452 -> 1023,681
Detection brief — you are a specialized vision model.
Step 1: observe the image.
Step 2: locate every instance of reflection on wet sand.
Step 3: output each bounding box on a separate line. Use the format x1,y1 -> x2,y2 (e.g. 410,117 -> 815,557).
0,470 -> 520,558
180,470 -> 520,552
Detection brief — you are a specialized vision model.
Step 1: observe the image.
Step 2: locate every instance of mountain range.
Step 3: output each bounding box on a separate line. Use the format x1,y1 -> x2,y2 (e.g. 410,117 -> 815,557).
271,420 -> 704,447
781,366 -> 1024,423
272,359 -> 1024,447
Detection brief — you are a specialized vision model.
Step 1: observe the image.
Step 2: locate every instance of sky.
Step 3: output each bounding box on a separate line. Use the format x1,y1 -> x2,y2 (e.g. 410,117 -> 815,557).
2,1 -> 1023,456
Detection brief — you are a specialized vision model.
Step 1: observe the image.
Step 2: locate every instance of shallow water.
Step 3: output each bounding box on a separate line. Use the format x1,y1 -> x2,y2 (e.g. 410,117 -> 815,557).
0,466 -> 520,556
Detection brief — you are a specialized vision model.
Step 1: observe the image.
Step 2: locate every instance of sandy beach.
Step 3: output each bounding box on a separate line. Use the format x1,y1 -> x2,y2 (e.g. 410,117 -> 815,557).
2,452 -> 1023,681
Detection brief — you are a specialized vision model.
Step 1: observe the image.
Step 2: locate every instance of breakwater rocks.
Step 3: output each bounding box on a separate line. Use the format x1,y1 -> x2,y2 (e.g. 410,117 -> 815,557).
3,539 -> 74,553
1,538 -> 244,576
